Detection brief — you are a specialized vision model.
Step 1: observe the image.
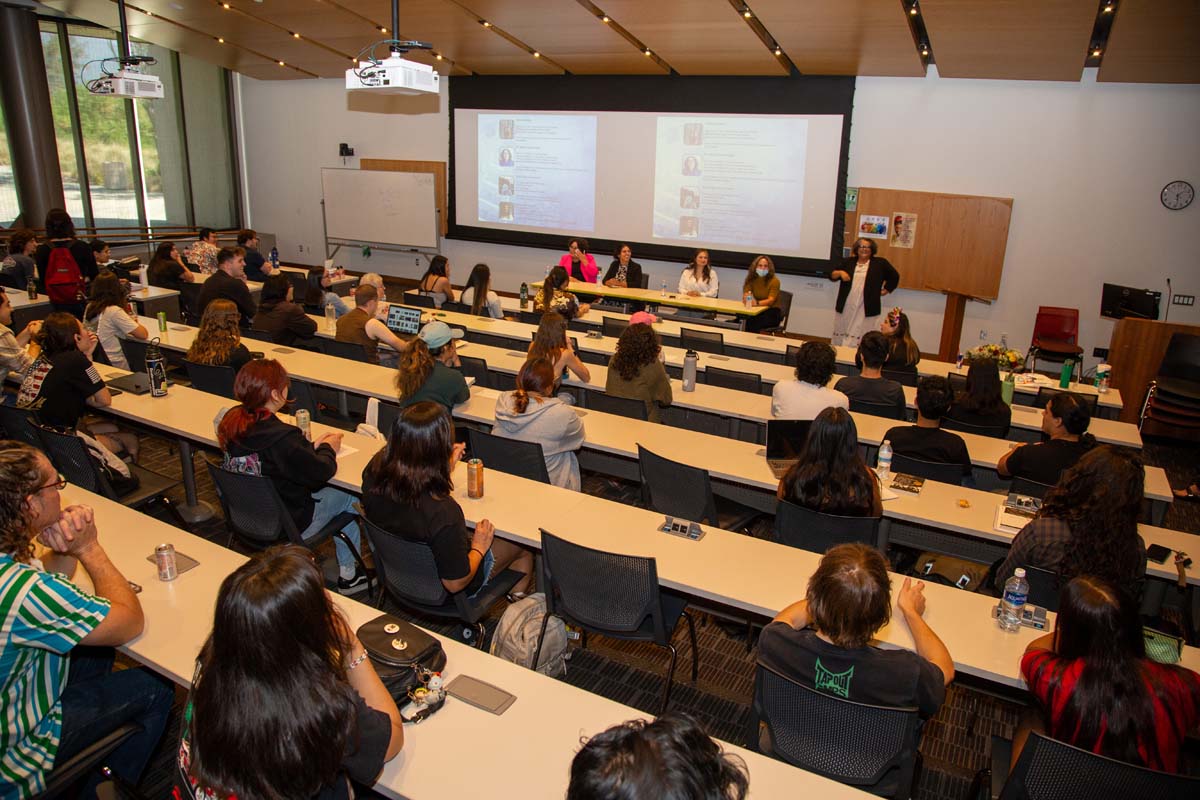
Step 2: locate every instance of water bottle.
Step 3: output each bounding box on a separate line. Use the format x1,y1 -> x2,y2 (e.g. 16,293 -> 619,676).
138,264 -> 149,287
744,290 -> 754,309
877,439 -> 893,480
270,246 -> 279,269
999,568 -> 1029,632
520,282 -> 528,309
27,280 -> 37,300
146,338 -> 168,397
682,350 -> 698,392
325,302 -> 336,332
1059,359 -> 1073,388
661,280 -> 667,298
296,408 -> 311,441
1096,363 -> 1111,394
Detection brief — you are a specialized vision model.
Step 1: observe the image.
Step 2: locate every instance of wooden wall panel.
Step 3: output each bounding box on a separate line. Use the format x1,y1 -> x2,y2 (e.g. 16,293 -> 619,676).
753,0 -> 925,77
1108,318 -> 1200,424
1099,0 -> 1200,84
359,159 -> 449,236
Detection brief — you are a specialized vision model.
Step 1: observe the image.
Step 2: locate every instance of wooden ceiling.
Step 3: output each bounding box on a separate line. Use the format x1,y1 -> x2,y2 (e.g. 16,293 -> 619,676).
36,0 -> 1200,83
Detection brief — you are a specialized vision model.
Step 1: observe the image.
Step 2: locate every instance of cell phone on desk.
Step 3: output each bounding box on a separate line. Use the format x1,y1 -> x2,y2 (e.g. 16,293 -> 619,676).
1146,544 -> 1171,564
446,675 -> 516,714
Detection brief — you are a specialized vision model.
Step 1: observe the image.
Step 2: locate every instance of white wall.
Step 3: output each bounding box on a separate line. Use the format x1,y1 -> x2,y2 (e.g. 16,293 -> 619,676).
238,68 -> 1200,362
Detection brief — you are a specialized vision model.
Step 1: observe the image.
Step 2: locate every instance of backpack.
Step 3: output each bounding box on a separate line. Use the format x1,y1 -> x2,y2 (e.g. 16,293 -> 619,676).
489,593 -> 568,678
45,244 -> 86,304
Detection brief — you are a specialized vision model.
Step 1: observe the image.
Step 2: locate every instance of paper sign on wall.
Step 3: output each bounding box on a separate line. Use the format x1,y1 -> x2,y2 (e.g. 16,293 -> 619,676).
858,214 -> 889,240
844,187 -> 859,211
890,212 -> 918,248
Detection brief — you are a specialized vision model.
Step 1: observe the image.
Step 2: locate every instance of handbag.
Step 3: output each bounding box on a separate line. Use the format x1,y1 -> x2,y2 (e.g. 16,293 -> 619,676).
356,614 -> 447,706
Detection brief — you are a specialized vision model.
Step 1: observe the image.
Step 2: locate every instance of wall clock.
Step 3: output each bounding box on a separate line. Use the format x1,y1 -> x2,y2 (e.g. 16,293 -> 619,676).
1161,180 -> 1194,210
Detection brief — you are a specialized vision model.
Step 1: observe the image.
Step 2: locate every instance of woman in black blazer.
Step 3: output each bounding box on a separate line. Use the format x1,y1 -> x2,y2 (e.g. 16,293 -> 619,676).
830,237 -> 899,347
602,243 -> 644,290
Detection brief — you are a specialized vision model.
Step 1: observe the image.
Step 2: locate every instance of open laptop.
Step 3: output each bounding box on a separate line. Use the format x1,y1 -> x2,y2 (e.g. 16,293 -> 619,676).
765,419 -> 812,479
385,304 -> 423,337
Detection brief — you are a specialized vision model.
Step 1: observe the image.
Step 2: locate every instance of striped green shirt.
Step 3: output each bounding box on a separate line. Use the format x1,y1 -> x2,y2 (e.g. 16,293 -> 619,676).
1,554 -> 110,799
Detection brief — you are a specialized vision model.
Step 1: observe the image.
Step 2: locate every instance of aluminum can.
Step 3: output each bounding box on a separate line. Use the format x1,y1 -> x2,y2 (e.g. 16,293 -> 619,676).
956,353 -> 964,370
467,458 -> 484,499
27,281 -> 37,300
155,543 -> 178,581
296,408 -> 311,440
157,311 -> 167,332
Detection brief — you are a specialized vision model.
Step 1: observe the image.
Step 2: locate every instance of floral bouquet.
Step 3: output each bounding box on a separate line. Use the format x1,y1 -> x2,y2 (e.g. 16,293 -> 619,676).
965,343 -> 1025,371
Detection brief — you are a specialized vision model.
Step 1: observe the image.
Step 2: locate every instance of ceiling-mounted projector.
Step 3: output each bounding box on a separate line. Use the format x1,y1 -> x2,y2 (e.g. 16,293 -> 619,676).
346,54 -> 439,95
90,69 -> 165,99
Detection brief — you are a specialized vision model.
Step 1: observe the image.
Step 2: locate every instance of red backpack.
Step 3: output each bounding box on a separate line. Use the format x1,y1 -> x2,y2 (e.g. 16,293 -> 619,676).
44,244 -> 86,305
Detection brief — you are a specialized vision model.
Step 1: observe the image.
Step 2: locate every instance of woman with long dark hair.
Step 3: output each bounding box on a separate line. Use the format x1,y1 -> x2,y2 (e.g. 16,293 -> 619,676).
996,446 -> 1146,596
997,391 -> 1096,485
34,208 -> 98,317
777,407 -> 882,517
460,263 -> 502,318
678,248 -> 718,298
494,358 -> 586,490
946,357 -> 1011,435
742,255 -> 782,333
528,311 -> 589,385
601,243 -> 643,291
253,273 -> 318,346
83,271 -> 148,370
1018,576 -> 1200,772
533,266 -> 590,320
878,307 -> 920,369
178,545 -> 402,799
418,255 -> 455,308
303,267 -> 349,317
147,241 -> 195,290
605,323 -> 672,423
361,401 -> 533,594
186,299 -> 253,374
394,323 -> 470,412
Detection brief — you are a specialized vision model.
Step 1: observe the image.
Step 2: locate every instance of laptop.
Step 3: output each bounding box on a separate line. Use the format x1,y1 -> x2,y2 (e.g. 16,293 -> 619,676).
106,373 -> 152,395
765,419 -> 812,479
385,304 -> 423,337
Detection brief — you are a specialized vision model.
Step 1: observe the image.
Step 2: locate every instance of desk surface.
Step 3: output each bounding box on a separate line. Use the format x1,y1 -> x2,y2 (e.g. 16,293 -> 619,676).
532,279 -> 767,317
127,283 -> 181,300
4,287 -> 50,310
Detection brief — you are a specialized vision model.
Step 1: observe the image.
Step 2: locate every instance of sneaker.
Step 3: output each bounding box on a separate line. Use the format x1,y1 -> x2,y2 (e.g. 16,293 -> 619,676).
337,569 -> 369,595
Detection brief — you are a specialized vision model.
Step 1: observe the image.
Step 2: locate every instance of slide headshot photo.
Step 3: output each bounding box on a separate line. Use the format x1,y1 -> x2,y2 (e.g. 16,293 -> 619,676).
682,155 -> 701,176
499,201 -> 514,221
499,119 -> 514,139
499,176 -> 514,196
679,216 -> 699,237
680,187 -> 699,209
683,123 -> 704,145
499,148 -> 514,167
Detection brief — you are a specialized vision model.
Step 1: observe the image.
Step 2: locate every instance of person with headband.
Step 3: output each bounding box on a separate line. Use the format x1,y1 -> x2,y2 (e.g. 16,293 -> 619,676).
493,357 -> 586,490
830,237 -> 899,348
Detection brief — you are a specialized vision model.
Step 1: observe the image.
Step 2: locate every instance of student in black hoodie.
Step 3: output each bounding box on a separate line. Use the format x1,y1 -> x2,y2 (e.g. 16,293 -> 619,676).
216,358 -> 368,593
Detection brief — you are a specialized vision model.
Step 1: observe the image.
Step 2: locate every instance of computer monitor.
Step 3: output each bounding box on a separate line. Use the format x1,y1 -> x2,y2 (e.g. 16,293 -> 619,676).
765,419 -> 813,462
1100,283 -> 1160,321
385,304 -> 423,336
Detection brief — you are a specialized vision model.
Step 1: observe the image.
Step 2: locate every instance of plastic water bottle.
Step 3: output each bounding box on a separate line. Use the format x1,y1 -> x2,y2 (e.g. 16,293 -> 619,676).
138,264 -> 149,287
269,246 -> 279,270
325,302 -> 336,332
520,282 -> 528,309
682,350 -> 698,392
744,290 -> 754,309
877,440 -> 893,480
999,568 -> 1029,632
661,280 -> 667,298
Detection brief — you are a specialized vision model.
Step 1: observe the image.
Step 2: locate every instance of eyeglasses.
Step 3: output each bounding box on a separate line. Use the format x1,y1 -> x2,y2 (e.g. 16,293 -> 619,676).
32,473 -> 67,494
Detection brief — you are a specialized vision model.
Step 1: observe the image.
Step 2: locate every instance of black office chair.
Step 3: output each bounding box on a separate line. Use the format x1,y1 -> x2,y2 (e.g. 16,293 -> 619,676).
754,665 -> 922,798
680,327 -> 725,355
786,344 -> 802,367
890,452 -> 965,485
183,360 -> 237,398
705,365 -> 763,394
290,377 -> 353,431
773,500 -> 882,554
518,309 -> 543,326
882,368 -> 919,388
585,389 -> 649,421
533,530 -> 697,714
442,300 -> 469,314
33,722 -> 144,800
946,371 -> 967,395
942,416 -> 1010,439
119,337 -> 151,374
1010,476 -> 1055,500
637,444 -> 758,532
849,398 -> 907,421
760,290 -> 793,334
0,404 -> 46,449
285,270 -> 308,302
458,355 -> 493,389
1034,386 -> 1098,414
467,428 -> 550,484
403,291 -> 436,309
178,283 -> 202,325
601,316 -> 629,339
360,517 -> 521,647
1022,565 -> 1061,612
318,337 -> 372,363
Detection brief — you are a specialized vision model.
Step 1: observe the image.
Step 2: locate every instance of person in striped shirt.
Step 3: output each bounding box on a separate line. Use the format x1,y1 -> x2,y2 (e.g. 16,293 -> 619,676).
0,441 -> 173,799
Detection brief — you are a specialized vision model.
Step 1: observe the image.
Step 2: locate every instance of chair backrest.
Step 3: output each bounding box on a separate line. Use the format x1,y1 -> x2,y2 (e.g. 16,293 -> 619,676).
442,300 -> 469,314
602,316 -> 629,339
786,344 -> 802,367
467,428 -> 550,484
754,665 -> 920,794
999,730 -> 1200,800
119,337 -> 151,374
36,424 -> 115,499
774,290 -> 793,329
881,368 -> 918,387
1159,333 -> 1200,383
637,444 -> 718,525
639,273 -> 650,289
946,371 -> 967,395
848,398 -> 906,421
178,283 -> 203,324
890,452 -> 964,485
518,309 -> 543,325
360,516 -> 453,607
0,404 -> 46,449
289,378 -> 319,418
403,291 -> 436,309
1010,476 -> 1055,500
941,416 -> 1009,439
285,270 -> 308,302
1034,387 -> 1098,414
773,499 -> 881,554
585,389 -> 649,420
204,460 -> 296,548
319,337 -> 372,363
705,365 -> 762,394
1033,306 -> 1080,343
680,327 -> 725,355
539,529 -> 666,639
458,355 -> 493,389
184,360 -> 237,398
1021,565 -> 1061,612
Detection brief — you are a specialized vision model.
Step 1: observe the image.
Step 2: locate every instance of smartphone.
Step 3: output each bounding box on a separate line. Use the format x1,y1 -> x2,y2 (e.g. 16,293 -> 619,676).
446,675 -> 516,715
1146,544 -> 1172,564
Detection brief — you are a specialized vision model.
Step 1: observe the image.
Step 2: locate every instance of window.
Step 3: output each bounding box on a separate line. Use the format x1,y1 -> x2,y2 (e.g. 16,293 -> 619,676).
0,103 -> 18,227
132,40 -> 190,227
180,54 -> 237,229
40,23 -> 87,225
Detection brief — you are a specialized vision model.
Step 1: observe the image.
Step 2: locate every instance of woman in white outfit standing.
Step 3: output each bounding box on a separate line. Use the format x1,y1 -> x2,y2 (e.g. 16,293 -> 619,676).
830,238 -> 899,348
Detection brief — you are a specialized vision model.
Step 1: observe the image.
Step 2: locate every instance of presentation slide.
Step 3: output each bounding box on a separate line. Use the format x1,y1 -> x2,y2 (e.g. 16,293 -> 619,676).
454,109 -> 843,262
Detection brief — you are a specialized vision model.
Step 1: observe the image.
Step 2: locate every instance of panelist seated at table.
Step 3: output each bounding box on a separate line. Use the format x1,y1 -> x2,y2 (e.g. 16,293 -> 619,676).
361,401 -> 534,595
945,358 -> 1011,435
741,255 -> 782,333
304,267 -> 350,318
601,243 -> 644,291
335,285 -> 408,368
1015,576 -> 1200,775
83,272 -> 149,371
253,274 -> 318,347
396,322 -> 471,413
605,322 -> 673,423
993,446 -> 1147,599
534,266 -> 590,320
460,263 -> 503,319
558,237 -> 599,284
567,713 -> 749,800
0,442 -> 174,799
494,358 -> 587,491
883,376 -> 972,482
675,249 -> 720,320
834,331 -> 906,419
176,546 -> 404,800
218,359 -> 369,593
529,311 -> 590,387
771,341 -> 848,420
186,300 -> 254,376
196,247 -> 256,326
776,407 -> 882,517
147,241 -> 195,290
754,544 -> 953,796
996,392 -> 1096,486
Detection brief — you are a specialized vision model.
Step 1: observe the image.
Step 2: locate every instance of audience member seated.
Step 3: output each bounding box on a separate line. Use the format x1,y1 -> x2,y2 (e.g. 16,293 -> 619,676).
834,331 -> 906,418
493,358 -> 586,490
945,358 -> 1011,434
253,273 -> 317,347
184,227 -> 220,274
995,446 -> 1147,596
395,322 -> 470,412
558,237 -> 598,284
303,267 -> 349,318
361,401 -> 533,595
90,239 -> 120,279
755,544 -> 953,794
186,299 -> 254,375
0,290 -> 41,375
334,285 -> 407,368
146,241 -> 195,290
601,243 -> 643,292
177,545 -> 402,799
777,407 -> 882,517
771,341 -> 848,419
528,311 -> 590,386
460,263 -> 503,319
996,391 -> 1095,485
83,271 -> 148,371
883,376 -> 971,481
217,359 -> 368,593
0,441 -> 173,799
237,228 -> 271,282
534,266 -> 590,320
35,208 -> 98,318
880,307 -> 920,371
1017,575 -> 1200,773
605,322 -> 672,423
358,272 -> 389,316
567,713 -> 749,800
196,247 -> 256,326
1,228 -> 37,290
418,255 -> 455,308
742,255 -> 782,333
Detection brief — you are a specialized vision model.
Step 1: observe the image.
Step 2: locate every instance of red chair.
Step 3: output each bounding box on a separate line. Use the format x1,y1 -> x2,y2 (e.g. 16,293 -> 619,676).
1030,306 -> 1083,370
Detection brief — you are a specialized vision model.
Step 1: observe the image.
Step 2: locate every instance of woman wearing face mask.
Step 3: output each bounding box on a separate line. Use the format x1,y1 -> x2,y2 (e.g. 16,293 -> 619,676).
742,255 -> 782,332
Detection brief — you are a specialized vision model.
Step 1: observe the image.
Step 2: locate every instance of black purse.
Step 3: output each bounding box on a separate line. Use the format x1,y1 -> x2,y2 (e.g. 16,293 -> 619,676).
356,615 -> 447,711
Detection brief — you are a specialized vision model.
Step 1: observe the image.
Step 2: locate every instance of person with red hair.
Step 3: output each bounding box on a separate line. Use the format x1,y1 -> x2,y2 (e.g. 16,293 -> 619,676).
216,359 -> 368,593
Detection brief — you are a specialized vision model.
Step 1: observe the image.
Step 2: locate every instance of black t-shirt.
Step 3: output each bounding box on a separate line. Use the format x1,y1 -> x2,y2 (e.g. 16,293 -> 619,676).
197,269 -> 257,324
1005,438 -> 1092,487
883,425 -> 972,476
834,375 -> 906,417
149,260 -> 186,290
17,350 -> 105,428
243,247 -> 268,283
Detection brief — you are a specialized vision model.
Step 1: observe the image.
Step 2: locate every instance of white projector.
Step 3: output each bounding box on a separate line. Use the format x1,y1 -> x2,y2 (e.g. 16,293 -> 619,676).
88,70 -> 164,99
346,56 -> 439,95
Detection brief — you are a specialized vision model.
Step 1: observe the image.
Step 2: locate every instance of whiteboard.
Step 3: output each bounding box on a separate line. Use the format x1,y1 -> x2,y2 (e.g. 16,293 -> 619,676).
321,168 -> 438,249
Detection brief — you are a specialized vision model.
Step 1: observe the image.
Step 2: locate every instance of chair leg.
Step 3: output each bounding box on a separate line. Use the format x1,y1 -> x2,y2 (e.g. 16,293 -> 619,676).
659,643 -> 679,715
684,611 -> 698,681
531,610 -> 552,669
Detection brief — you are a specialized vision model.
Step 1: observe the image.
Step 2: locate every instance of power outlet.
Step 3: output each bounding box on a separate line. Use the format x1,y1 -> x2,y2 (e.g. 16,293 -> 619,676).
1093,347 -> 1109,359
1173,294 -> 1195,306
978,329 -> 988,341
297,244 -> 304,253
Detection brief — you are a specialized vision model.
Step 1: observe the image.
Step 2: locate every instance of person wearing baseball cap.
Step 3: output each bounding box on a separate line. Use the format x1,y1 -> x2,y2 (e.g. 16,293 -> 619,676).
395,321 -> 470,412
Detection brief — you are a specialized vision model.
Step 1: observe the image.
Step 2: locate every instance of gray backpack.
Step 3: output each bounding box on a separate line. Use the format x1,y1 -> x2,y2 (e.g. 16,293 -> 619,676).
489,593 -> 568,678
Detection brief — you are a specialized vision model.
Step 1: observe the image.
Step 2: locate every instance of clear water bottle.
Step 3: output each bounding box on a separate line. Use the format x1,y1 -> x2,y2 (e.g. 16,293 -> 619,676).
269,246 -> 279,269
295,408 -> 311,441
661,280 -> 667,298
744,290 -> 754,309
325,302 -> 336,332
877,439 -> 893,480
999,568 -> 1029,632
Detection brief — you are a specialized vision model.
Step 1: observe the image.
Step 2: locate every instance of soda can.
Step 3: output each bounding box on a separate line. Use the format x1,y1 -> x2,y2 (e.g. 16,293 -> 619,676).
296,408 -> 311,440
157,311 -> 167,332
956,353 -> 964,370
27,281 -> 37,300
155,543 -> 178,581
467,458 -> 484,499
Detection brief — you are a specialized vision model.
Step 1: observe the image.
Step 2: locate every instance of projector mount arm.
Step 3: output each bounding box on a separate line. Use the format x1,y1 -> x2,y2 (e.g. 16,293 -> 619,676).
353,0 -> 432,75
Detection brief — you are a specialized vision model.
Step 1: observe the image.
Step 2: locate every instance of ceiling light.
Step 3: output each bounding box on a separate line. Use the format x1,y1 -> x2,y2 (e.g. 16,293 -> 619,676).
222,3 -> 230,8
1092,47 -> 1102,57
774,47 -> 782,56
482,20 -> 491,27
910,3 -> 918,15
292,32 -> 300,38
217,37 -> 225,43
278,60 -> 285,66
644,48 -> 651,56
379,26 -> 387,33
532,51 -> 540,58
1103,2 -> 1114,11
743,10 -> 752,19
602,15 -> 610,23
435,53 -> 443,60
920,43 -> 929,56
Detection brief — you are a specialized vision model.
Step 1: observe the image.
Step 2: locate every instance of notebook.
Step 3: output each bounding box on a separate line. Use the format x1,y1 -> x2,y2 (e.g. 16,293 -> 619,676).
385,304 -> 423,336
765,419 -> 812,479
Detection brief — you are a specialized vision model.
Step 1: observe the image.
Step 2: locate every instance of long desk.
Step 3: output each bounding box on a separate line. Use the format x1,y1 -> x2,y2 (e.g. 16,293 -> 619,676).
531,279 -> 767,328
